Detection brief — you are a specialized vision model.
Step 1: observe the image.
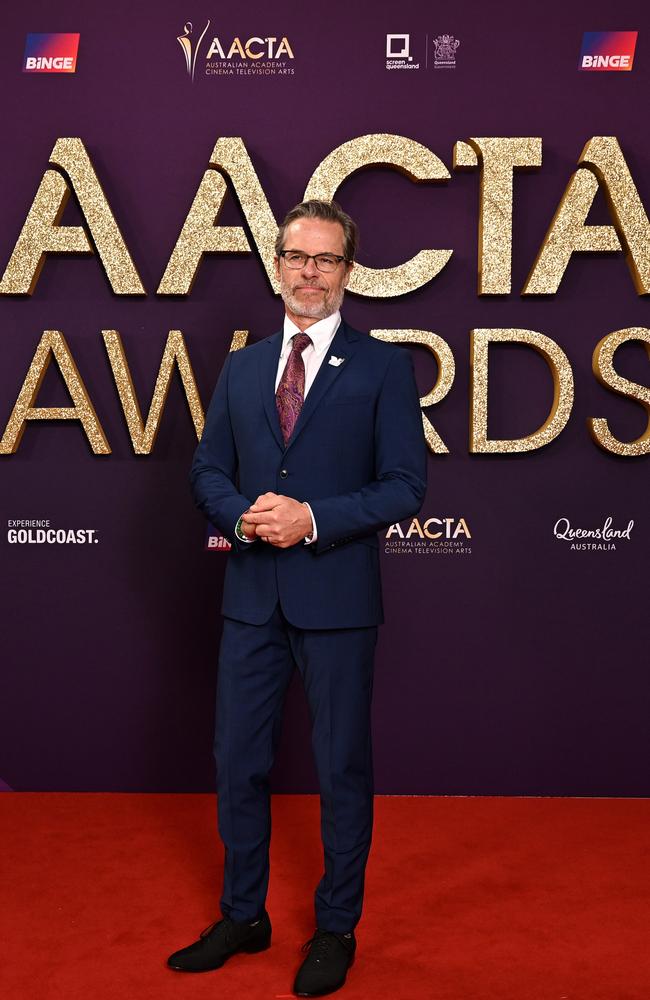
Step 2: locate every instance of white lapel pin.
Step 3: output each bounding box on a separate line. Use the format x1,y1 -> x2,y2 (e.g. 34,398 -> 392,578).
328,355 -> 345,367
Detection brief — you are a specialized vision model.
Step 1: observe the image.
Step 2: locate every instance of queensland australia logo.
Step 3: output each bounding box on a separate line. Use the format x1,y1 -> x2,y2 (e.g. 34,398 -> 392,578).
23,33 -> 80,73
579,31 -> 638,71
384,516 -> 472,556
433,34 -> 460,69
178,20 -> 295,79
553,516 -> 634,551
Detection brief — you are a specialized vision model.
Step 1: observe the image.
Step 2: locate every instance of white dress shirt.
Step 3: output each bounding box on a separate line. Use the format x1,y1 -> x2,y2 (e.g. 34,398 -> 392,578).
235,310 -> 342,545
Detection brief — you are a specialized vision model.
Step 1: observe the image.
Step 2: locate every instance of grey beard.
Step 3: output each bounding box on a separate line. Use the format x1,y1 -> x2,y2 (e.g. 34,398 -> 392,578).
280,278 -> 345,321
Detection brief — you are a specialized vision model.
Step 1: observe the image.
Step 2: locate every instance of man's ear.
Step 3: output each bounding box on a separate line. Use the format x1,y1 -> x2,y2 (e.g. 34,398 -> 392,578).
273,255 -> 280,281
343,260 -> 354,287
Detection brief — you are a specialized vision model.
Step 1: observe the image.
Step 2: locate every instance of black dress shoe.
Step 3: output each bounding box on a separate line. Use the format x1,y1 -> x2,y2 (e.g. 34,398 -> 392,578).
293,928 -> 356,996
167,909 -> 271,972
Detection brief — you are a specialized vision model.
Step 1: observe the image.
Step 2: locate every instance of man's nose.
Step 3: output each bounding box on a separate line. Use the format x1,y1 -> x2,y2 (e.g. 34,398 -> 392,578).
301,256 -> 320,278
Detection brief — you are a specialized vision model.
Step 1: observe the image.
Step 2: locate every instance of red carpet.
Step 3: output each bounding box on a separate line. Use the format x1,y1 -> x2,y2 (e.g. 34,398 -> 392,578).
1,794 -> 648,1000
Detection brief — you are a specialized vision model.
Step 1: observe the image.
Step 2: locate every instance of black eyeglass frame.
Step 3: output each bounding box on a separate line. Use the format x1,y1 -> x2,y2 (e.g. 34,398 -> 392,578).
278,249 -> 352,271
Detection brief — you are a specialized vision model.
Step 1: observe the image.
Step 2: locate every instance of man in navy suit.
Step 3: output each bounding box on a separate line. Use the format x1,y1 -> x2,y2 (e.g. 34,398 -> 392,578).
168,200 -> 427,995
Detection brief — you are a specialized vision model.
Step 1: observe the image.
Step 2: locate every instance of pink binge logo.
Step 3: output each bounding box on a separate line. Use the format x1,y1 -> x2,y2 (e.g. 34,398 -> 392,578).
23,33 -> 80,73
205,524 -> 232,552
579,31 -> 638,71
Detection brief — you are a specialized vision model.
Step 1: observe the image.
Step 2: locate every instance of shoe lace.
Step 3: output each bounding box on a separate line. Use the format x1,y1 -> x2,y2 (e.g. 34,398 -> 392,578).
301,931 -> 346,960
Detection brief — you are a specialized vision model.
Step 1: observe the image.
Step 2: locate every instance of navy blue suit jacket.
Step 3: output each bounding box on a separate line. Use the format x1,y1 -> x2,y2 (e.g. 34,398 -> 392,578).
190,318 -> 427,628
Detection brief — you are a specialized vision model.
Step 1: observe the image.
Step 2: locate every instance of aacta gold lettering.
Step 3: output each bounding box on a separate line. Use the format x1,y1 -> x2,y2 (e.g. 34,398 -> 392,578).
158,137 -> 279,295
2,329 -> 647,457
304,135 -> 453,297
0,331 -> 110,454
0,138 -> 145,296
370,330 -> 455,453
2,135 -> 648,297
469,329 -> 574,453
523,138 -> 650,295
588,327 -> 650,456
103,330 -> 204,453
453,138 -> 542,294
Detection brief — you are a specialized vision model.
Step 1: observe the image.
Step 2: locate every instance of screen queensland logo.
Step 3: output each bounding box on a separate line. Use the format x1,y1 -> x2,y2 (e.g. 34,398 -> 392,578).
579,31 -> 638,71
177,18 -> 295,80
384,515 -> 472,556
23,33 -> 80,73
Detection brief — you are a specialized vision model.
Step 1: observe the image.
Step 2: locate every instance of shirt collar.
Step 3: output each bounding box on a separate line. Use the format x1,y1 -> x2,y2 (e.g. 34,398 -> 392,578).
282,310 -> 341,354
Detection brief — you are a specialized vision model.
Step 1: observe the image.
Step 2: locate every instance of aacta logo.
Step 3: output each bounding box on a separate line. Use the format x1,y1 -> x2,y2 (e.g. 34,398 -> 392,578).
579,31 -> 638,71
23,33 -> 80,73
206,36 -> 294,60
386,517 -> 471,540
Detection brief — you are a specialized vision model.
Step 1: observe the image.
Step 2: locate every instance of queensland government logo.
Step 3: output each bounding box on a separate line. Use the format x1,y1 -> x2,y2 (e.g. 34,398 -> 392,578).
433,34 -> 460,68
579,31 -> 638,71
384,516 -> 471,556
23,33 -> 80,73
178,20 -> 295,80
553,516 -> 634,551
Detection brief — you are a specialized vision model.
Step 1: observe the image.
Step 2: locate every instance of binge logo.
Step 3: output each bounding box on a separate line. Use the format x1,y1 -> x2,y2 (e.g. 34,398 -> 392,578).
579,31 -> 638,71
23,33 -> 80,73
205,523 -> 232,552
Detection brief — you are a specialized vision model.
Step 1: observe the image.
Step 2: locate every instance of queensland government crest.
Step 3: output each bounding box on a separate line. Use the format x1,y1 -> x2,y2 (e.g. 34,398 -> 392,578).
433,34 -> 460,68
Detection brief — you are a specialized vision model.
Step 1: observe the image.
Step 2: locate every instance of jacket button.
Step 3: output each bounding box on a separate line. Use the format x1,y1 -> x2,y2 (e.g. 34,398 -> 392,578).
279,469 -> 288,479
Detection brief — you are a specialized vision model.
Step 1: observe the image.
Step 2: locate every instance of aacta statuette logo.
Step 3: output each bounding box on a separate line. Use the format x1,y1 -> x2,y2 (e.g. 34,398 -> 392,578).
177,20 -> 211,81
433,34 -> 460,69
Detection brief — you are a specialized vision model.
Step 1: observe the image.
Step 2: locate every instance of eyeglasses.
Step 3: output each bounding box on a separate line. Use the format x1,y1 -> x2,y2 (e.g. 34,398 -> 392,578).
278,249 -> 350,273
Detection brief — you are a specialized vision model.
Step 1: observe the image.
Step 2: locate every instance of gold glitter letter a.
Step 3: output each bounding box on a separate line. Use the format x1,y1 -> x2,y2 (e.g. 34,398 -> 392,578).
523,137 -> 650,295
0,331 -> 110,454
0,138 -> 145,296
158,137 -> 278,295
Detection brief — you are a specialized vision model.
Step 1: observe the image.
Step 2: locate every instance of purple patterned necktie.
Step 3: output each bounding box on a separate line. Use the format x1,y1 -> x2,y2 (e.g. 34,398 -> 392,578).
275,332 -> 312,445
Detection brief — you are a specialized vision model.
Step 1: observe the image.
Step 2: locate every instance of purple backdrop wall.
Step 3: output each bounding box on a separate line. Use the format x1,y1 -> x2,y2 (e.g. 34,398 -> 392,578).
1,0 -> 648,794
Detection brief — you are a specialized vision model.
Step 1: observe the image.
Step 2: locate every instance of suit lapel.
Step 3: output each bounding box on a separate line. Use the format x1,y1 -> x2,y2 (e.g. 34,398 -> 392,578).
258,329 -> 285,449
257,319 -> 361,454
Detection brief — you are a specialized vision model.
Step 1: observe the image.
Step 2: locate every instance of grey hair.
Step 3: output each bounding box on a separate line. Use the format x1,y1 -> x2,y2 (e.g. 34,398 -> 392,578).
274,199 -> 358,262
